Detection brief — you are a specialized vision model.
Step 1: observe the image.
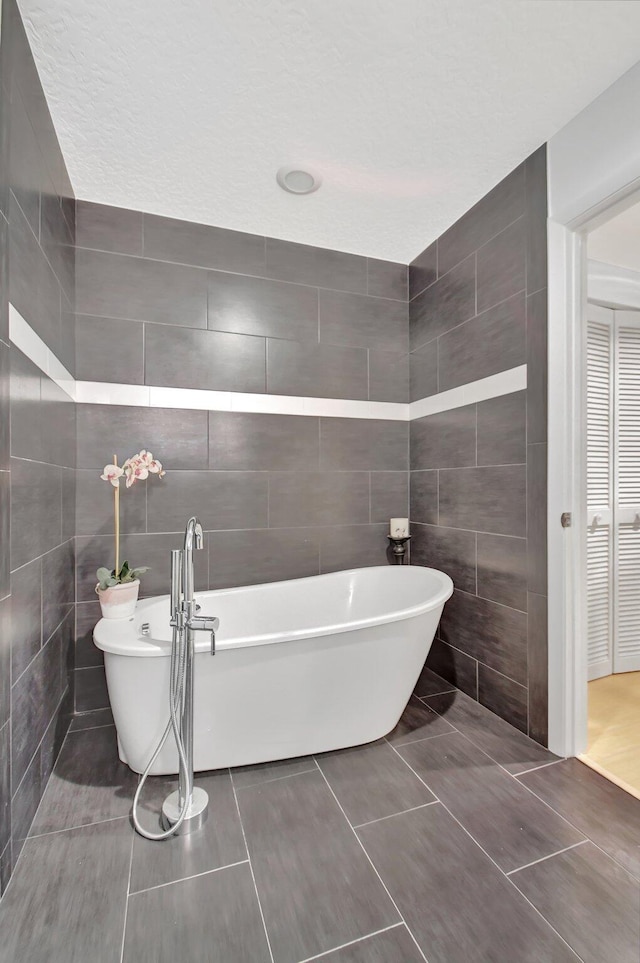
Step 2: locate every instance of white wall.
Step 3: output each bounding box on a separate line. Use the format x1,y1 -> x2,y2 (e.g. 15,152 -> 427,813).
548,60 -> 640,225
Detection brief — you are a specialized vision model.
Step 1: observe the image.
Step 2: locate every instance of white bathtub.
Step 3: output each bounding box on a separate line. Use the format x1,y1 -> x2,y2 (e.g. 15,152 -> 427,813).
93,565 -> 453,775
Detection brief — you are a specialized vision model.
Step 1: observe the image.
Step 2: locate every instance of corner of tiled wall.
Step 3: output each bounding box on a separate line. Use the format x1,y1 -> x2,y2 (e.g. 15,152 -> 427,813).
408,146 -> 549,745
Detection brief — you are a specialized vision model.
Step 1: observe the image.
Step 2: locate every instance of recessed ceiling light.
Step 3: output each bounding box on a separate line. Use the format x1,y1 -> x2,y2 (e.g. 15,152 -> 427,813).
276,166 -> 322,195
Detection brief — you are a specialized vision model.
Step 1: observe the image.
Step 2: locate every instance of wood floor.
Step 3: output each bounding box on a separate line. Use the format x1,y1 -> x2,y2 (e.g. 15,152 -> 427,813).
582,671 -> 640,799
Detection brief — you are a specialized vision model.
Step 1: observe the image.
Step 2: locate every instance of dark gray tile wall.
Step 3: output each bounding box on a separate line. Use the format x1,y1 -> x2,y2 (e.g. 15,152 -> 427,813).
409,147 -> 548,742
0,0 -> 76,892
72,205 -> 410,716
75,202 -> 409,403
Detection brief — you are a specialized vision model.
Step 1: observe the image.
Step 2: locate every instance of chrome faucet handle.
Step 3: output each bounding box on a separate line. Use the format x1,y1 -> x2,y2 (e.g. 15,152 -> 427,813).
189,615 -> 219,655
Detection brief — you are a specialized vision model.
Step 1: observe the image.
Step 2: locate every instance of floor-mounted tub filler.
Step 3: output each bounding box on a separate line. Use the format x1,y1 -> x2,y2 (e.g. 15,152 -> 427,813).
94,549 -> 453,830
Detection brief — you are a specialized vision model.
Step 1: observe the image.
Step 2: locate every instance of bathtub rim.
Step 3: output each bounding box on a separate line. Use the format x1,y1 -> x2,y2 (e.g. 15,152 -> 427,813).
93,564 -> 453,658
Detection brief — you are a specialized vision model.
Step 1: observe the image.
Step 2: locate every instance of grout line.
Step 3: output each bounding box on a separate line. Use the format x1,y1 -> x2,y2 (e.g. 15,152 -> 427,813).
353,800 -> 438,830
297,922 -> 405,963
233,765 -> 319,792
415,688 -> 456,699
128,858 -> 251,897
68,721 -> 114,733
229,772 -> 275,963
384,727 -> 458,751
514,771 -> 640,884
118,820 -> 136,963
506,840 -> 588,876
26,813 -> 129,842
313,761 -> 429,963
514,758 -> 565,777
387,739 -> 584,963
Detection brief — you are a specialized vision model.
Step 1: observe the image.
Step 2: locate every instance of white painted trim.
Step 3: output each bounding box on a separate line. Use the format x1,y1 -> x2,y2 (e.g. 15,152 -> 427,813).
547,221 -> 588,756
548,54 -> 640,756
587,259 -> 640,310
409,366 -> 527,419
10,303 -> 527,422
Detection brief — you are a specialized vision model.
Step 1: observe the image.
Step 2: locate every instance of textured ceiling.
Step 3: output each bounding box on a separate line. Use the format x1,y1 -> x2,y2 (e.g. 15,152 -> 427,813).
18,0 -> 640,262
589,199 -> 640,273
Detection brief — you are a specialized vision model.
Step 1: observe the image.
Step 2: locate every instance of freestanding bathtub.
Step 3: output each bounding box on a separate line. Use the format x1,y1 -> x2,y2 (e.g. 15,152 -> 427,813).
93,565 -> 453,775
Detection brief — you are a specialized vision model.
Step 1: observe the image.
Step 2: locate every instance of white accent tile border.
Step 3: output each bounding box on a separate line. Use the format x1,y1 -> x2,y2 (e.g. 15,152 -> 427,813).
9,305 -> 75,400
409,365 -> 527,419
9,304 -> 526,421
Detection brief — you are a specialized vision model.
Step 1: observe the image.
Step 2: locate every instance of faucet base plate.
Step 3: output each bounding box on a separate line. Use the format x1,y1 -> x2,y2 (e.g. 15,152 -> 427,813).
161,786 -> 209,835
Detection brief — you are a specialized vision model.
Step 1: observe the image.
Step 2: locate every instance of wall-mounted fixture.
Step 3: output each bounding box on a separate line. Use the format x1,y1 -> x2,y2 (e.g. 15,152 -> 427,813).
388,518 -> 411,564
276,166 -> 322,195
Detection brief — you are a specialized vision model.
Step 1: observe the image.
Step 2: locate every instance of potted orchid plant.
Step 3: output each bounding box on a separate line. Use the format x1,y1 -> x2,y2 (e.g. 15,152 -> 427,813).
96,449 -> 165,619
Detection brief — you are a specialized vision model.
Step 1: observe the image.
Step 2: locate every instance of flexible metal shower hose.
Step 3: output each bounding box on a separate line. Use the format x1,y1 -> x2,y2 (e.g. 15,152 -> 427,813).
131,624 -> 192,840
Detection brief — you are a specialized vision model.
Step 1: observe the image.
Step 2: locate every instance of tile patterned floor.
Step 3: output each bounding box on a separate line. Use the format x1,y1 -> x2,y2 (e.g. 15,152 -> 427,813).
0,668 -> 639,962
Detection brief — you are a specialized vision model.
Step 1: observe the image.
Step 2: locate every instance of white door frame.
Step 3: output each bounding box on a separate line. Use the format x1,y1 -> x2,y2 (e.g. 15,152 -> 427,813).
547,180 -> 640,756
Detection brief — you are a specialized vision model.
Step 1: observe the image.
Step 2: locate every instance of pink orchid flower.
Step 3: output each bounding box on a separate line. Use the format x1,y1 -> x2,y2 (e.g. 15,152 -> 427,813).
100,464 -> 124,488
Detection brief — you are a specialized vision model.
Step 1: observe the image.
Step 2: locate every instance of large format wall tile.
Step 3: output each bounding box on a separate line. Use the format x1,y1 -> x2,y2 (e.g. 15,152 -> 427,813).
143,211 -> 265,274
411,524 -> 476,595
476,533 -> 527,611
144,323 -> 266,393
477,663 -> 528,733
319,524 -> 389,573
76,248 -> 208,326
437,163 -> 525,276
426,638 -> 478,699
320,418 -> 408,471
76,201 -> 143,255
209,411 -> 319,471
209,528 -> 320,588
75,315 -> 145,385
437,292 -> 526,392
410,254 -> 475,350
411,404 -> 476,470
476,216 -> 526,313
370,471 -> 408,523
408,241 -> 437,300
439,465 -> 526,537
265,237 -> 367,293
368,349 -> 410,403
366,258 -> 407,300
440,589 -> 527,683
269,472 -> 370,528
266,338 -> 369,399
320,289 -> 408,352
476,391 -> 526,466
409,471 -> 438,525
77,404 -> 209,468
147,470 -> 269,533
208,270 -> 318,341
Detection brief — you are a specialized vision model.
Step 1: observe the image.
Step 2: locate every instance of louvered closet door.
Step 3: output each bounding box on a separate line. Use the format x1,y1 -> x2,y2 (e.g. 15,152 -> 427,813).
613,310 -> 640,673
586,307 -> 614,680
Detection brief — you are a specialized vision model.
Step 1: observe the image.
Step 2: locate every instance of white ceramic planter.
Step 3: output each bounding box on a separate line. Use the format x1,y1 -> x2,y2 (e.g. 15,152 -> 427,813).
96,579 -> 140,620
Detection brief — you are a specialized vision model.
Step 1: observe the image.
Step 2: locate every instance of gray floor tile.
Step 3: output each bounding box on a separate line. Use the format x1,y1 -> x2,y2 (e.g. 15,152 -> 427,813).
130,770 -> 247,893
30,725 -> 137,835
314,925 -> 424,962
236,769 -> 399,963
511,842 -> 640,963
517,758 -> 640,879
69,707 -> 114,731
385,694 -> 456,746
316,739 -> 435,826
357,803 -> 578,963
425,688 -> 557,774
0,818 -> 131,963
123,862 -> 271,963
412,665 -> 455,698
398,732 -> 584,872
231,754 -> 317,789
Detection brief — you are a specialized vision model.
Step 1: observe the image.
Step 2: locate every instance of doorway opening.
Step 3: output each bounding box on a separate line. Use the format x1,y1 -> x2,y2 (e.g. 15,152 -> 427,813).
581,200 -> 640,798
